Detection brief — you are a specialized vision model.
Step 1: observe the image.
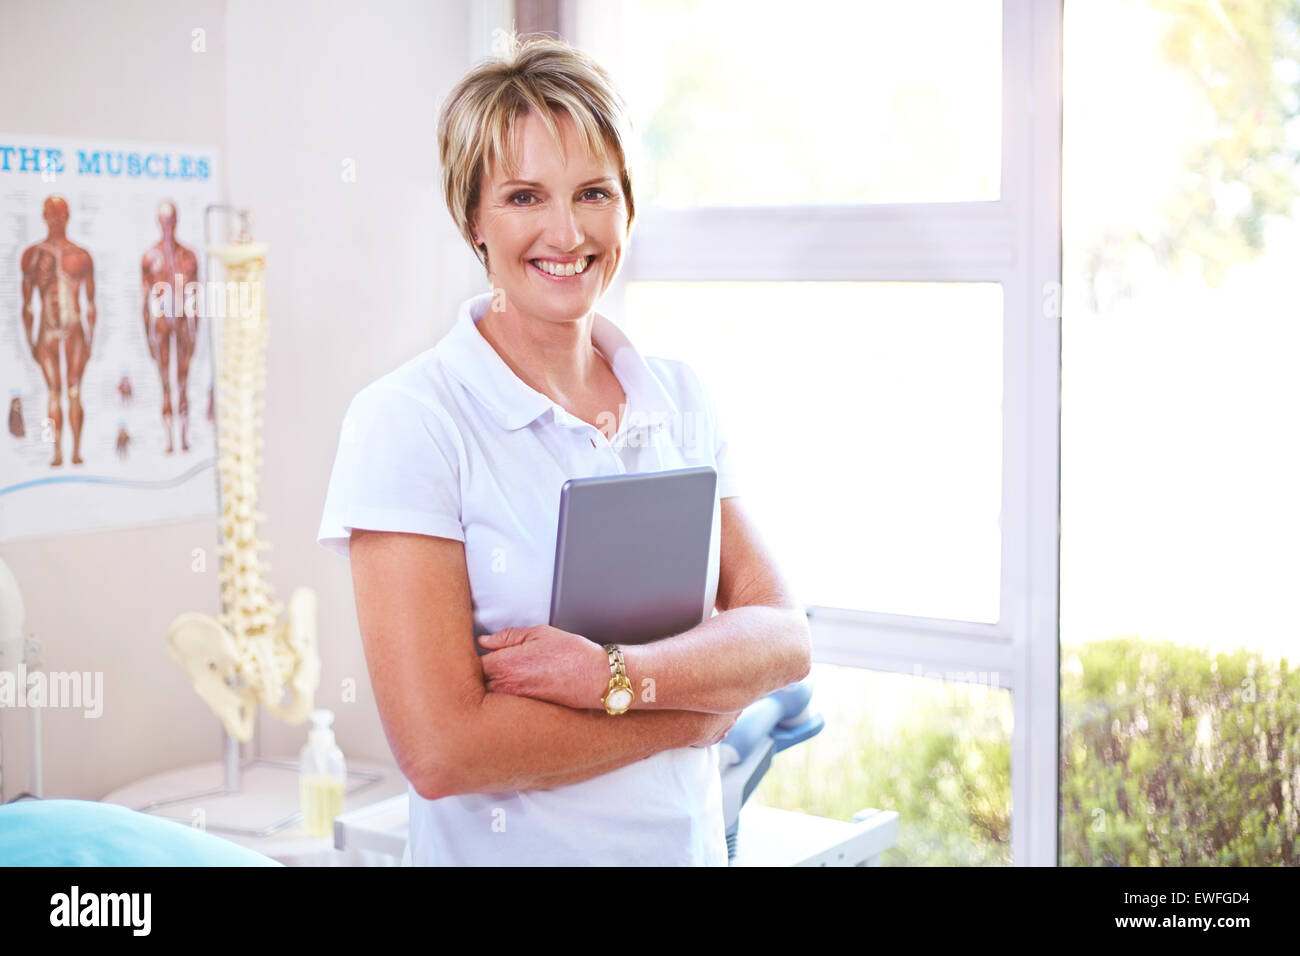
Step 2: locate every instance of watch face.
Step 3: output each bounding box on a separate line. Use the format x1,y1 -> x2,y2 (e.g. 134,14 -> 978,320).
608,689 -> 633,711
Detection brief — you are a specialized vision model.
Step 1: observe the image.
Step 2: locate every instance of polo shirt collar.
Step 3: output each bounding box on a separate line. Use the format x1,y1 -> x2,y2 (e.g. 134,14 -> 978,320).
439,291 -> 681,434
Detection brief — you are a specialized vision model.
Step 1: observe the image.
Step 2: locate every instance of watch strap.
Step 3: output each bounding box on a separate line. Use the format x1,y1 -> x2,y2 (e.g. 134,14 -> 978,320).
604,643 -> 627,682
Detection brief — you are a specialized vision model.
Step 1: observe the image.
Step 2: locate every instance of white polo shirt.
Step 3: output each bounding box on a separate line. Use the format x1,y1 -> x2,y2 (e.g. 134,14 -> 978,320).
317,290 -> 739,866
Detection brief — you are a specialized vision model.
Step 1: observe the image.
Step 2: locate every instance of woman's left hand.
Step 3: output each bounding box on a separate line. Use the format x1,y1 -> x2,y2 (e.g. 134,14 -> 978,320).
478,625 -> 608,710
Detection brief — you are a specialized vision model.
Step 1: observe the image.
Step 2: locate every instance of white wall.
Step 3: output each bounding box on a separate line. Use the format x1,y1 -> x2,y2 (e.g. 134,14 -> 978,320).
0,0 -> 486,799
223,0 -> 483,767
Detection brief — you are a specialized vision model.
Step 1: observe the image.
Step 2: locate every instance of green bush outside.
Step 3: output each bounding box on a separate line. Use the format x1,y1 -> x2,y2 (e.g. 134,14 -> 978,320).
1062,639 -> 1299,866
754,640 -> 1299,865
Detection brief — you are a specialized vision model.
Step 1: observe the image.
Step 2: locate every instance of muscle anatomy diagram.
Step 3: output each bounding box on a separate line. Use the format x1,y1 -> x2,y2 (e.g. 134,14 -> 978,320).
1,135 -> 223,542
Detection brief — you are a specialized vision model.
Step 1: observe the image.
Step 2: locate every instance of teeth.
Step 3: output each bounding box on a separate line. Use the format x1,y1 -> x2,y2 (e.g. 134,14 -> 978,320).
532,256 -> 590,277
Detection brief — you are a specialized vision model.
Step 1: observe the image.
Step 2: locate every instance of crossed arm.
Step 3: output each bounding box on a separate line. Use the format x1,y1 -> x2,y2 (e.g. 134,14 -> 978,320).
477,496 -> 812,713
349,496 -> 811,801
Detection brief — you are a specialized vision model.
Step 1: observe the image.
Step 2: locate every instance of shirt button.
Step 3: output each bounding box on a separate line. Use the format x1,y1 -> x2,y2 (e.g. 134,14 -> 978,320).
589,437 -> 597,448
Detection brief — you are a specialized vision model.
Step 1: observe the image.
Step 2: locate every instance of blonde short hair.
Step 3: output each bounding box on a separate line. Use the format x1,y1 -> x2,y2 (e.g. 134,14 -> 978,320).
437,32 -> 637,274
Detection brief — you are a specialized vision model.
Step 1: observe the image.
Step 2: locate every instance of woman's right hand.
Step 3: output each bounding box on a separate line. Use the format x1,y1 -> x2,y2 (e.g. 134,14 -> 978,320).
690,708 -> 743,748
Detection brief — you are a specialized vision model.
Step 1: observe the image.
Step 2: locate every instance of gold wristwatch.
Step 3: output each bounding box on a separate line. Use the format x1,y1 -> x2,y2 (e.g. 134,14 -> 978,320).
601,643 -> 634,715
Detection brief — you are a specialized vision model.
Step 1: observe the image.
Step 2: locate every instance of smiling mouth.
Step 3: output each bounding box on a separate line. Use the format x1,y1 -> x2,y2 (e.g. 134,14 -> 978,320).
528,254 -> 596,280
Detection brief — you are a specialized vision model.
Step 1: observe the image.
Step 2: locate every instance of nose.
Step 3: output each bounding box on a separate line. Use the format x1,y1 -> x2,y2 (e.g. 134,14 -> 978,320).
544,199 -> 584,252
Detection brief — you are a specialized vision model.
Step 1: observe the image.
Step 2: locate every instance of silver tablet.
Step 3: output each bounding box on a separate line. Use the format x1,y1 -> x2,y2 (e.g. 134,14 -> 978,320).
549,465 -> 718,645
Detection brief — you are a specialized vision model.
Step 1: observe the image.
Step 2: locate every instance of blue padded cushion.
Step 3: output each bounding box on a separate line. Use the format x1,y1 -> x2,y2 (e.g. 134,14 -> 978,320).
0,799 -> 283,866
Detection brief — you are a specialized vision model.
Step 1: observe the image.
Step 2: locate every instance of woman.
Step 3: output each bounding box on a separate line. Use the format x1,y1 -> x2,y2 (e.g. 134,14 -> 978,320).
317,33 -> 811,866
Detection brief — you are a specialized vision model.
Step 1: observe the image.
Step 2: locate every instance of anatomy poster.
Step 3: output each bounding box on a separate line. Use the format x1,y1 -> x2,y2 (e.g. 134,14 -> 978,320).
0,135 -> 222,542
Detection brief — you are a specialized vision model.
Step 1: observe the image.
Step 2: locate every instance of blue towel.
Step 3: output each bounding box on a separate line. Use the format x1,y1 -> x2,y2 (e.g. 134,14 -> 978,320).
0,798 -> 283,866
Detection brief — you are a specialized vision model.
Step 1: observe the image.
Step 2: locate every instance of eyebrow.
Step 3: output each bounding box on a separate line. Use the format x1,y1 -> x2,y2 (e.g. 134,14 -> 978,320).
500,177 -> 615,190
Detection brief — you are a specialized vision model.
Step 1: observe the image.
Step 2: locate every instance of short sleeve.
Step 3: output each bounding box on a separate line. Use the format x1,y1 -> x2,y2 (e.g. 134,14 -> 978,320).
316,384 -> 465,558
708,384 -> 741,500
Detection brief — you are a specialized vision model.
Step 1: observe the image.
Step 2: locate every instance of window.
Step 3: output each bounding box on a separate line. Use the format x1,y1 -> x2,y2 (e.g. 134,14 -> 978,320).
573,0 -> 1002,207
755,662 -> 1012,865
623,280 -> 1003,624
1060,0 -> 1300,865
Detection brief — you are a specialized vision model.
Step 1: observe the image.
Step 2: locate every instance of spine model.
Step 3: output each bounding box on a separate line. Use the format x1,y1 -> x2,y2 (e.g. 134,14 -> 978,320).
166,237 -> 320,742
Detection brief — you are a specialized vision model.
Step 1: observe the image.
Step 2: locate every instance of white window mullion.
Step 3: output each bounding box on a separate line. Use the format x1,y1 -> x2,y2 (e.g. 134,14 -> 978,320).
811,608 -> 1019,689
1022,0 -> 1063,869
1003,0 -> 1063,868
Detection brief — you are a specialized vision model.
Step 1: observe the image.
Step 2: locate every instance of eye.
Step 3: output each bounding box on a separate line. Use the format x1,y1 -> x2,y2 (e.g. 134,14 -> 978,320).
511,188 -> 609,205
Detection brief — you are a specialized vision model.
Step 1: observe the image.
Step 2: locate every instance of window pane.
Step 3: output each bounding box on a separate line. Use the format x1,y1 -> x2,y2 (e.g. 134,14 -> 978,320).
622,281 -> 1002,622
1062,0 -> 1300,864
755,663 -> 1012,865
573,0 -> 1002,207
